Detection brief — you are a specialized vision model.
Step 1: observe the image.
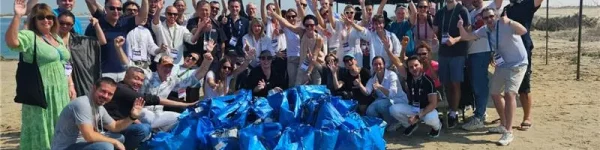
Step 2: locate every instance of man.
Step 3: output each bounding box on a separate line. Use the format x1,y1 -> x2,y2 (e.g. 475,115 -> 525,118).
52,78 -> 144,150
432,0 -> 470,128
151,5 -> 204,65
246,2 -> 257,19
45,0 -> 85,34
123,1 -> 140,17
187,0 -> 227,64
209,1 -> 221,20
389,56 -> 442,137
505,0 -> 544,132
220,0 -> 250,58
84,0 -> 149,82
458,7 -> 529,145
461,0 -> 503,131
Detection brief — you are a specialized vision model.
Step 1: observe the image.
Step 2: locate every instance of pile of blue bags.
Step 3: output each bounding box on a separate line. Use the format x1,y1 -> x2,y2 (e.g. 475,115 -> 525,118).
142,85 -> 387,150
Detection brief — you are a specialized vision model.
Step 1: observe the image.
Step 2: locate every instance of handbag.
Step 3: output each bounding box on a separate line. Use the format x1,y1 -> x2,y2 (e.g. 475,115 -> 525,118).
14,36 -> 47,108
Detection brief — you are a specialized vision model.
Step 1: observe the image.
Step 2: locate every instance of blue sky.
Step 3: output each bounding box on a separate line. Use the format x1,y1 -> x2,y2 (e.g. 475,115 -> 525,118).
0,0 -> 598,15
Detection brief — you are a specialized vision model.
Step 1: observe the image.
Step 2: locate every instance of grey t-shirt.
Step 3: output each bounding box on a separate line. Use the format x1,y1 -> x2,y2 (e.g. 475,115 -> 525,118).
474,21 -> 528,68
51,96 -> 115,150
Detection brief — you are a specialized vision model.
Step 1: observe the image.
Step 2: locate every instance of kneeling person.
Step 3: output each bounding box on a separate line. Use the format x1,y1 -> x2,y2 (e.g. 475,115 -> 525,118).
52,78 -> 145,150
390,56 -> 442,137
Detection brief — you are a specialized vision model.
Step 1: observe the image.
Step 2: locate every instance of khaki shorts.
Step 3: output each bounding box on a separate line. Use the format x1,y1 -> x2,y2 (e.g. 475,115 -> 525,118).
490,65 -> 527,95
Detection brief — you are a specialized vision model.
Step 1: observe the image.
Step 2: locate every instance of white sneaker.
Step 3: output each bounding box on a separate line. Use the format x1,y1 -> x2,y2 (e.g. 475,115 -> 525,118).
461,117 -> 484,131
488,125 -> 507,134
497,132 -> 514,146
387,123 -> 403,132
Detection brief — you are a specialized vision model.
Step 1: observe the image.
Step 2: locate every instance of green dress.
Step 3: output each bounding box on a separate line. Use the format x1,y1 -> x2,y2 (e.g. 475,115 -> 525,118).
11,30 -> 71,150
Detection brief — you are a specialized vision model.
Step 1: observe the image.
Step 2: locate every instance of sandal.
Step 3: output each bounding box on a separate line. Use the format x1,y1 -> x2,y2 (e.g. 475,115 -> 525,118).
519,122 -> 533,131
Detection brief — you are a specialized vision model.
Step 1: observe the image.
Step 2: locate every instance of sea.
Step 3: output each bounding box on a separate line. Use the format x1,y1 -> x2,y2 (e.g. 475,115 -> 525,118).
0,17 -> 90,60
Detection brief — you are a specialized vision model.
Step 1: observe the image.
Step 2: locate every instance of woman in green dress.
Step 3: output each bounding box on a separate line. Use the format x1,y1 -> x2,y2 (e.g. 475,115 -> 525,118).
5,1 -> 71,149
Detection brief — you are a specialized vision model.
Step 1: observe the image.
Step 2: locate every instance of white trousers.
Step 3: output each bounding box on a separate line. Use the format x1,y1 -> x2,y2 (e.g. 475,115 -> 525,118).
389,103 -> 442,130
140,105 -> 180,132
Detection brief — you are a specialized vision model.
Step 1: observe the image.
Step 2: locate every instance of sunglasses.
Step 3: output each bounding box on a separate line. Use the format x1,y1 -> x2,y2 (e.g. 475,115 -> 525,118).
221,66 -> 233,70
107,6 -> 123,11
126,8 -> 138,12
482,15 -> 495,20
286,15 -> 297,19
59,21 -> 73,26
345,11 -> 354,15
186,55 -> 198,61
343,57 -> 353,62
304,24 -> 316,28
166,12 -> 179,17
417,52 -> 428,56
211,7 -> 220,11
418,6 -> 429,9
260,56 -> 273,60
300,3 -> 307,7
36,15 -> 55,21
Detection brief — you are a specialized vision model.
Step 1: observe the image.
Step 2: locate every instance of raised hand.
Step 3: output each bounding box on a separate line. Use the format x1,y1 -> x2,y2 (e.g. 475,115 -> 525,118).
328,63 -> 338,75
359,0 -> 365,4
257,79 -> 266,90
90,17 -> 100,27
341,14 -> 353,24
311,0 -> 318,10
114,36 -> 125,48
401,36 -> 410,47
373,77 -> 382,90
130,97 -> 146,119
457,15 -> 464,28
160,44 -> 168,53
206,39 -> 216,52
203,51 -> 214,62
382,36 -> 391,51
197,18 -> 209,32
244,39 -> 254,54
14,0 -> 26,16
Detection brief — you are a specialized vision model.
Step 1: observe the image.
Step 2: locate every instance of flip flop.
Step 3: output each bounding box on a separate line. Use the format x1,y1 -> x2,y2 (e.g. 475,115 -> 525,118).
519,122 -> 533,131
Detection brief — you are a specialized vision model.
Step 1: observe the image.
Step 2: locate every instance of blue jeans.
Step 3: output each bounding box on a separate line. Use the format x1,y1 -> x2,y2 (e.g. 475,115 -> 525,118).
438,56 -> 466,83
119,123 -> 151,150
66,142 -> 114,150
366,99 -> 397,124
468,52 -> 491,119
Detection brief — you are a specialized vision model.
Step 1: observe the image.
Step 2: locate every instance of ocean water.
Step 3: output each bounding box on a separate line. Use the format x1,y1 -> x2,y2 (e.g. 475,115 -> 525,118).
0,17 -> 90,59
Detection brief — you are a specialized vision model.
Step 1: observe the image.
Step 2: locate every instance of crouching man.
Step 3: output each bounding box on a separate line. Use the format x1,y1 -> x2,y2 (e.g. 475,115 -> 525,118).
51,78 -> 145,150
389,56 -> 442,137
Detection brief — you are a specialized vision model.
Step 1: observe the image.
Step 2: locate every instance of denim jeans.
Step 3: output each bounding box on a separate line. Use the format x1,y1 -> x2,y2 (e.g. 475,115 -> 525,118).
119,123 -> 151,150
66,142 -> 114,150
366,99 -> 397,124
468,52 -> 491,119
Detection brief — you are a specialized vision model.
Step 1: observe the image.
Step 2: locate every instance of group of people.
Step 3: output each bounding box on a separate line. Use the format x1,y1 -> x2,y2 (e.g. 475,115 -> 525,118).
5,0 -> 543,149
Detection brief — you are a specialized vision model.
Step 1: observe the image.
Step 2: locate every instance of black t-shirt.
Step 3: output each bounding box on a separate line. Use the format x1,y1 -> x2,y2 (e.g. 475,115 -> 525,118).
433,4 -> 471,57
185,17 -> 227,62
338,67 -> 371,92
506,0 -> 540,50
245,67 -> 288,97
406,71 -> 437,109
219,16 -> 250,56
104,82 -> 161,120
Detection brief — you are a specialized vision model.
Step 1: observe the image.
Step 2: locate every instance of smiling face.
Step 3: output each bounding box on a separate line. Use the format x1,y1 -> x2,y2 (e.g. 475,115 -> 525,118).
34,12 -> 56,34
125,4 -> 139,16
58,15 -> 74,35
57,0 -> 75,11
373,18 -> 385,32
285,10 -> 298,25
196,2 -> 211,19
220,61 -> 233,76
210,3 -> 220,18
105,0 -> 123,21
395,7 -> 407,21
124,68 -> 145,91
417,47 -> 430,61
246,3 -> 257,18
229,1 -> 241,16
343,56 -> 356,68
343,7 -> 355,22
303,19 -> 316,32
92,82 -> 117,106
365,5 -> 373,17
482,9 -> 496,27
259,55 -> 273,68
165,6 -> 179,25
372,57 -> 385,73
174,0 -> 186,14
417,1 -> 429,15
150,0 -> 164,15
183,53 -> 199,68
408,59 -> 423,76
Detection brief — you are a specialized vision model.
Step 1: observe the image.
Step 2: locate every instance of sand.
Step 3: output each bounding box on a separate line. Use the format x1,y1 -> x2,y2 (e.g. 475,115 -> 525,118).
2,7 -> 600,150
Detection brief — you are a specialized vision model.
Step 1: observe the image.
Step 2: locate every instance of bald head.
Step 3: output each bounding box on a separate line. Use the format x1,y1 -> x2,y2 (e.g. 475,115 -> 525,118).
246,2 -> 257,18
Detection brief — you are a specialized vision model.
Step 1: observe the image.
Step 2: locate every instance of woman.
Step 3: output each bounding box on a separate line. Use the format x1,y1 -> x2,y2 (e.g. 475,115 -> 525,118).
204,55 -> 252,100
326,6 -> 365,68
357,56 -> 405,131
281,8 -> 302,87
173,0 -> 189,25
242,18 -> 273,68
364,15 -> 402,69
327,54 -> 373,114
261,0 -> 288,74
415,42 -> 441,88
57,11 -> 107,99
270,8 -> 325,86
408,0 -> 439,57
245,50 -> 288,97
5,2 -> 70,149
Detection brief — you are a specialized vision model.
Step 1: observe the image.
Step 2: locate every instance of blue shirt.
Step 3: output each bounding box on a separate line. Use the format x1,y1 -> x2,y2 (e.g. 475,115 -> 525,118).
387,20 -> 415,56
85,10 -> 137,73
506,0 -> 540,51
53,9 -> 84,35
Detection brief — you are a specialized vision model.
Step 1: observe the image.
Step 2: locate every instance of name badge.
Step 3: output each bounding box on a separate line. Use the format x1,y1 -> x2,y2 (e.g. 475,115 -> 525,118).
65,62 -> 73,76
271,39 -> 278,49
170,49 -> 179,58
441,33 -> 450,44
300,59 -> 310,71
229,37 -> 238,46
178,88 -> 186,99
342,42 -> 351,52
494,53 -> 505,67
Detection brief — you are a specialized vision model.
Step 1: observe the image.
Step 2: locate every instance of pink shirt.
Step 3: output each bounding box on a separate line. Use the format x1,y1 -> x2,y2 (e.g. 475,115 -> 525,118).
425,60 -> 441,88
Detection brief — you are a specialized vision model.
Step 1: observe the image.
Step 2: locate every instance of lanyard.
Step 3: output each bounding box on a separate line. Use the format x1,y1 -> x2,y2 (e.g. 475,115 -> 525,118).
410,75 -> 423,105
485,20 -> 500,52
229,17 -> 243,36
166,26 -> 177,48
41,35 -> 64,60
440,7 -> 457,33
177,67 -> 192,78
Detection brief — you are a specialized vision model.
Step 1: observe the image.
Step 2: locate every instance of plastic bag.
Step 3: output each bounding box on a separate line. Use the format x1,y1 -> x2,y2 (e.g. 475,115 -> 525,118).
143,114 -> 199,150
330,96 -> 357,115
209,129 -> 240,150
314,129 -> 339,150
195,117 -> 214,149
239,123 -> 283,150
252,97 -> 274,119
314,102 -> 344,129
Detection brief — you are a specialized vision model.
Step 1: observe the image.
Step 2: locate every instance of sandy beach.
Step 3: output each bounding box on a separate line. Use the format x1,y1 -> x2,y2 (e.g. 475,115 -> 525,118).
2,7 -> 600,150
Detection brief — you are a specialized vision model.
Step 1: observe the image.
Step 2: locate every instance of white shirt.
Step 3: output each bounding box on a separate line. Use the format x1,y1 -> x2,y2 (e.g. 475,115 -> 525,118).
142,71 -> 202,99
334,21 -> 365,67
366,69 -> 408,104
364,30 -> 402,68
242,34 -> 273,67
265,21 -> 287,53
152,21 -> 197,65
127,26 -> 160,62
325,20 -> 344,49
283,28 -> 301,57
203,71 -> 233,100
468,2 -> 499,54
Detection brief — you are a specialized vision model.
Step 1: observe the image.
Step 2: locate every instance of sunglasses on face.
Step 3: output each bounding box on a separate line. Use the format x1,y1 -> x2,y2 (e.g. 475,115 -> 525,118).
345,11 -> 354,15
126,8 -> 138,12
304,24 -> 316,28
107,6 -> 123,11
260,56 -> 273,60
211,7 -> 220,11
482,15 -> 495,20
301,3 -> 307,7
418,6 -> 429,9
343,57 -> 353,62
417,52 -> 428,56
59,21 -> 73,26
222,66 -> 233,70
286,15 -> 297,19
186,55 -> 198,61
166,12 -> 179,17
36,15 -> 55,21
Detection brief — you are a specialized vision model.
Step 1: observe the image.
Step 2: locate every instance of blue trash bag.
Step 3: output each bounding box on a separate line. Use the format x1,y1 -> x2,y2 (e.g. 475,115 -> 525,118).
274,125 -> 314,150
362,116 -> 387,149
334,116 -> 387,150
143,114 -> 199,150
195,117 -> 215,149
296,85 -> 331,101
239,123 -> 283,150
266,91 -> 285,113
329,96 -> 357,115
278,89 -> 303,127
314,128 -> 339,150
314,102 -> 344,129
301,98 -> 321,125
340,112 -> 367,130
252,97 -> 273,119
211,90 -> 252,128
261,123 -> 283,149
209,128 -> 240,150
273,127 -> 299,150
